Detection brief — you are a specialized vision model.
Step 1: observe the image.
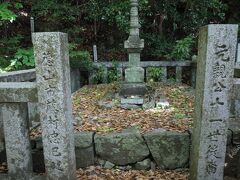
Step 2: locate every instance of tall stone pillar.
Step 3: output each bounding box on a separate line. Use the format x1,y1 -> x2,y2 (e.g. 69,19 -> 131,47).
33,32 -> 76,180
189,25 -> 238,180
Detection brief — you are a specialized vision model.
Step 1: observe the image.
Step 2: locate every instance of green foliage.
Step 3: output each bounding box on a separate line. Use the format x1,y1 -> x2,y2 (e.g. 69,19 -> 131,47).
0,0 -> 237,72
0,2 -> 17,25
0,35 -> 24,70
69,44 -> 92,70
107,61 -> 119,83
6,48 -> 35,71
92,62 -> 120,84
142,33 -> 174,59
91,65 -> 107,84
147,67 -> 163,82
167,35 -> 194,60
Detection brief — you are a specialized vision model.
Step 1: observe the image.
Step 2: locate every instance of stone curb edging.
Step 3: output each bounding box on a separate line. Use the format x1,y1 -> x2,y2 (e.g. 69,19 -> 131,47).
0,127 -> 239,175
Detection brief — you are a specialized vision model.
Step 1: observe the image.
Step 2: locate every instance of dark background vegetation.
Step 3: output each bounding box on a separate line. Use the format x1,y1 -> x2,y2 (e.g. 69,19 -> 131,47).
0,0 -> 239,71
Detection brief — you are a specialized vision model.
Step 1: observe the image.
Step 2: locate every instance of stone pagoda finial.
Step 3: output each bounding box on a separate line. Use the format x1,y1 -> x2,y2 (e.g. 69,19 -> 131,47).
124,0 -> 144,52
129,0 -> 140,36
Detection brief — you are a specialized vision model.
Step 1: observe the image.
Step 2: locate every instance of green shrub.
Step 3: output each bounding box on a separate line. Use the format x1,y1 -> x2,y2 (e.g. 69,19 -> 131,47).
167,35 -> 194,60
147,67 -> 163,82
107,61 -> 119,83
91,65 -> 107,84
6,48 -> 34,71
142,33 -> 174,59
69,44 -> 92,70
91,61 -> 120,84
70,50 -> 92,70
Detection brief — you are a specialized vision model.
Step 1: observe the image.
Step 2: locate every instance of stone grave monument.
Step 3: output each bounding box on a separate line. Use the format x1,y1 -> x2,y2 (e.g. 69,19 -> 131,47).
120,0 -> 147,107
190,24 -> 238,180
33,32 -> 76,180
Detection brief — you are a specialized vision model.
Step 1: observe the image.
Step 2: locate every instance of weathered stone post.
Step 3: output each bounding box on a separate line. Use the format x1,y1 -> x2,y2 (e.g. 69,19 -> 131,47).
190,25 -> 238,180
120,0 -> 146,95
32,32 -> 76,180
0,82 -> 38,180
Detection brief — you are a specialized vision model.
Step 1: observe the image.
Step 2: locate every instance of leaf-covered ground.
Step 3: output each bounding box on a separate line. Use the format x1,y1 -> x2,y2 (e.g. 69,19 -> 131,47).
0,164 -> 188,179
23,83 -> 194,179
72,83 -> 194,134
76,166 -> 188,180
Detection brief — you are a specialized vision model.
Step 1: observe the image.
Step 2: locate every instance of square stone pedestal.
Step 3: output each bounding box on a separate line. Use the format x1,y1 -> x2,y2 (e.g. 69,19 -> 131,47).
119,83 -> 147,96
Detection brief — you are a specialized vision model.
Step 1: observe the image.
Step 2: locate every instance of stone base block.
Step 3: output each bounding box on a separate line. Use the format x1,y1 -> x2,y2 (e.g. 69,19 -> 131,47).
119,83 -> 147,96
121,97 -> 144,105
125,67 -> 144,83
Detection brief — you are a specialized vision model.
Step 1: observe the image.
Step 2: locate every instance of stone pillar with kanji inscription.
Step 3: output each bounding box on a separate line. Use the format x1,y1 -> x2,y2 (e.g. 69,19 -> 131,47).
32,32 -> 76,180
190,25 -> 238,180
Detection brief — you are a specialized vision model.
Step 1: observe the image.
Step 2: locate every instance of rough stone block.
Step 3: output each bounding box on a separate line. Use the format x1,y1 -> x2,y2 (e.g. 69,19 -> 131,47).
74,132 -> 95,168
144,129 -> 190,169
95,129 -> 149,165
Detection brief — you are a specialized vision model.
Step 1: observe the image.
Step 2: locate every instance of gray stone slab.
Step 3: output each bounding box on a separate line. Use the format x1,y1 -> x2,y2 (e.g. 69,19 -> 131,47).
190,24 -> 238,180
0,82 -> 38,102
1,103 -> 33,179
33,32 -> 76,180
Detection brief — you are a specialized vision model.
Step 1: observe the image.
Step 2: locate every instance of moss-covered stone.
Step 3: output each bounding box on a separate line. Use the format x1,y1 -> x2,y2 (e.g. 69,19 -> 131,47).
95,129 -> 149,165
144,129 -> 190,169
